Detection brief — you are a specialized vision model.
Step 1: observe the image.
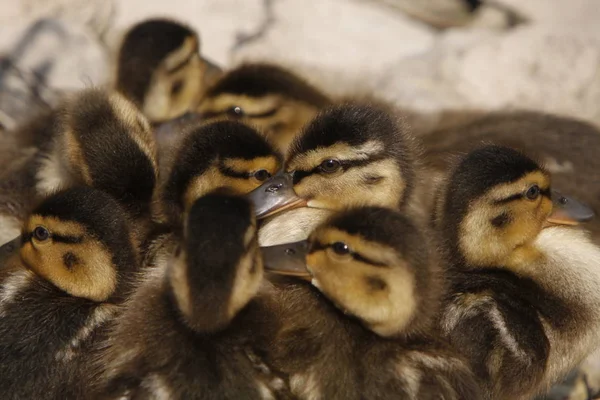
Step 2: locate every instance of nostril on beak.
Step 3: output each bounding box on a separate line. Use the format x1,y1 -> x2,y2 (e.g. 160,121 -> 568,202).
266,183 -> 284,193
285,248 -> 296,256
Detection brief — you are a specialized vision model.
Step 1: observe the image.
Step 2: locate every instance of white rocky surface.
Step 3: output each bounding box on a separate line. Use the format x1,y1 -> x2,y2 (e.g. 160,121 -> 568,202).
2,0 -> 600,129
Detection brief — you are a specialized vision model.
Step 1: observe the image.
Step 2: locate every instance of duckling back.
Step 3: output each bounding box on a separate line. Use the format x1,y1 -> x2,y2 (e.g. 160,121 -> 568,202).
96,192 -> 281,400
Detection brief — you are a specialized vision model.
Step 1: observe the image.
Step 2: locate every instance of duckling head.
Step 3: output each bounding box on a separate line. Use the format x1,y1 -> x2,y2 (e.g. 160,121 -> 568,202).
18,186 -> 138,302
160,120 -> 282,227
438,145 -> 591,270
248,103 -> 417,218
116,18 -> 222,123
197,63 -> 331,153
263,207 -> 440,338
168,191 -> 262,333
38,88 -> 158,219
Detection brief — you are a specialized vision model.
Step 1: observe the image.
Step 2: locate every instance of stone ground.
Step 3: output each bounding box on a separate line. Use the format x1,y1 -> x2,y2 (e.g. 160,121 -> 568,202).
1,0 -> 600,398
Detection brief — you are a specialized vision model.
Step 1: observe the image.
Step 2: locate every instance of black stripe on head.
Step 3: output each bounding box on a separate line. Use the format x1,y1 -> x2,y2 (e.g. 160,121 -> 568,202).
291,156 -> 383,185
183,193 -> 254,310
289,103 -> 399,159
327,207 -> 429,265
205,64 -> 331,107
162,120 -> 281,224
67,89 -> 156,217
32,186 -> 137,277
308,240 -> 387,267
117,19 -> 197,105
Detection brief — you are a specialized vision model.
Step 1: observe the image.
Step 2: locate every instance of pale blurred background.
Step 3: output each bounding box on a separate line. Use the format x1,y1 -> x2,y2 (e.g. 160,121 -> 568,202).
1,0 -> 600,133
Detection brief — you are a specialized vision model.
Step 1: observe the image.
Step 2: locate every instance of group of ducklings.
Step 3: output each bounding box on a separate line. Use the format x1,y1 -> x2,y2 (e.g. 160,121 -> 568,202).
1,17 -> 600,400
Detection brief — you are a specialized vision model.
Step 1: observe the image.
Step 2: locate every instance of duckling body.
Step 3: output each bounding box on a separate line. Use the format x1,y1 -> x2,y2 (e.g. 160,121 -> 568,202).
422,111 -> 600,241
436,145 -> 600,399
262,207 -> 482,400
0,186 -> 139,399
0,88 -> 158,244
97,193 -> 284,399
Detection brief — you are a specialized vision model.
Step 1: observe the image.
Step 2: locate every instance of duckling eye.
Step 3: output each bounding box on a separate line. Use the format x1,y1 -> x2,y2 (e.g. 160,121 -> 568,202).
227,106 -> 244,117
525,185 -> 541,200
331,242 -> 350,255
319,159 -> 341,174
253,169 -> 271,182
33,226 -> 50,242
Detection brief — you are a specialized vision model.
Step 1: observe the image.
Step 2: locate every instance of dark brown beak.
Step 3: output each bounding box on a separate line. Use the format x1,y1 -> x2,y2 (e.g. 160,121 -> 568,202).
246,171 -> 307,219
545,189 -> 595,227
261,240 -> 312,281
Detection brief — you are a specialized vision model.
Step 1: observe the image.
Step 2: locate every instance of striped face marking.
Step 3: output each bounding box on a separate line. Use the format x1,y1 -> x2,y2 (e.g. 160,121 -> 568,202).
20,215 -> 117,302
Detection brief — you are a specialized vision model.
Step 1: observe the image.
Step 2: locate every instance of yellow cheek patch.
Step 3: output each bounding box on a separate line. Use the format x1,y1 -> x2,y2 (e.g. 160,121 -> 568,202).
222,156 -> 281,177
286,140 -> 384,172
20,237 -> 117,302
458,175 -> 551,268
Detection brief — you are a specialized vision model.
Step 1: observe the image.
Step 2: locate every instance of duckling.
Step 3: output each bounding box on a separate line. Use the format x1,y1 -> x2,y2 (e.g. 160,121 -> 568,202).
95,191 -> 283,399
197,63 -> 332,154
246,102 -> 419,245
435,145 -> 600,400
115,18 -> 222,124
144,119 -> 282,268
421,110 -> 600,242
260,206 -> 483,399
0,186 -> 139,399
0,88 -> 158,244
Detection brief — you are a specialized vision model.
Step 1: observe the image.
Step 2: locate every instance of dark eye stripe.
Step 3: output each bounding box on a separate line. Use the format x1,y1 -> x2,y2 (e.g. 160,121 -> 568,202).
52,234 -> 83,244
199,108 -> 278,120
308,241 -> 387,267
493,187 -> 551,205
292,155 -> 384,185
245,108 -> 278,119
218,164 -> 253,179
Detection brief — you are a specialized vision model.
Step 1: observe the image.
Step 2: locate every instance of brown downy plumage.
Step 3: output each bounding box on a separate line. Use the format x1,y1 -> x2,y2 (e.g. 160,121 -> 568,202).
0,88 -> 159,246
260,206 -> 483,400
95,192 -> 288,400
435,145 -> 600,400
0,186 -> 140,399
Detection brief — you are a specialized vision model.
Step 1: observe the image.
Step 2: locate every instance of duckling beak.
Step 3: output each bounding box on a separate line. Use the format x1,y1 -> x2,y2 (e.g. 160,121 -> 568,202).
261,240 -> 312,281
247,171 -> 307,219
0,235 -> 21,264
545,189 -> 595,227
153,112 -> 203,145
